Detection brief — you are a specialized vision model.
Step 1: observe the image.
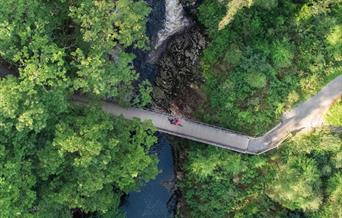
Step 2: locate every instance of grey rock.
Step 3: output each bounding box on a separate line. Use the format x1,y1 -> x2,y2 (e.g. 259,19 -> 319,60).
153,26 -> 207,111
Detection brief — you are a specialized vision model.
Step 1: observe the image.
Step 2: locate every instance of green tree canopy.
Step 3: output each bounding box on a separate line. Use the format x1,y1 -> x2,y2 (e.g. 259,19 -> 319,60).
0,0 -> 157,217
267,156 -> 322,211
178,129 -> 342,217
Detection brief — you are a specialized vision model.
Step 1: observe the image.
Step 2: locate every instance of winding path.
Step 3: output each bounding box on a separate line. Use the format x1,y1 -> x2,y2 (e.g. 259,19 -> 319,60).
74,75 -> 342,154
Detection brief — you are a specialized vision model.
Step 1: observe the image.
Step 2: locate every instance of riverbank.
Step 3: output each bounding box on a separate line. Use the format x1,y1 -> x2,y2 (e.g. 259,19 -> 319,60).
125,0 -> 342,215
122,135 -> 177,217
152,26 -> 206,116
121,0 -> 203,216
170,0 -> 342,216
149,1 -> 207,215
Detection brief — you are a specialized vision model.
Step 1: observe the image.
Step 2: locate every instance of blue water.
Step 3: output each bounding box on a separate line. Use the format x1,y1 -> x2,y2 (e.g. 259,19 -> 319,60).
122,1 -> 178,217
122,135 -> 175,218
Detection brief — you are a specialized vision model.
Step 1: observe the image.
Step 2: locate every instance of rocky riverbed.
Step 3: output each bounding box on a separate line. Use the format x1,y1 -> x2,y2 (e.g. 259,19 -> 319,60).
153,25 -> 207,117
123,0 -> 207,216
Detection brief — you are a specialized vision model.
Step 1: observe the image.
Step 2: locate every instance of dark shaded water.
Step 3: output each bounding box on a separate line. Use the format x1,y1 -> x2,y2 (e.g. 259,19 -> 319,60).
0,61 -> 17,78
122,1 -> 179,217
122,135 -> 176,218
128,0 -> 165,83
0,0 -> 192,216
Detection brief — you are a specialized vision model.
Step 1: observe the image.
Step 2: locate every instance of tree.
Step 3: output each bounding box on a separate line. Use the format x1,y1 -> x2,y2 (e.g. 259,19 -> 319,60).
245,72 -> 267,88
325,99 -> 342,126
0,74 -> 159,217
218,0 -> 278,30
34,106 -> 158,216
218,0 -> 253,30
267,156 -> 322,211
179,0 -> 341,216
0,0 -> 158,216
0,141 -> 36,218
317,173 -> 342,218
271,39 -> 294,69
178,144 -> 282,217
133,80 -> 153,107
178,129 -> 342,217
68,0 -> 151,99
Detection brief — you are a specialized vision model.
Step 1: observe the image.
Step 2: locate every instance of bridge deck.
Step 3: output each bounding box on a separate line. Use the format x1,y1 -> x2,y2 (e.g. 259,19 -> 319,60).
74,75 -> 342,154
101,102 -> 251,153
2,62 -> 341,154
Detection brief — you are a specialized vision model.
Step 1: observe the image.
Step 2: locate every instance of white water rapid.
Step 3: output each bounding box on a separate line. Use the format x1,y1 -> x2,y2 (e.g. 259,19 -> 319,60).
154,0 -> 189,49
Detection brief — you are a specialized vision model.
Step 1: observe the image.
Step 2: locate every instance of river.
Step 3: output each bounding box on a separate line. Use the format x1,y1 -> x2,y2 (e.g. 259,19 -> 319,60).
122,135 -> 176,217
122,0 -> 189,217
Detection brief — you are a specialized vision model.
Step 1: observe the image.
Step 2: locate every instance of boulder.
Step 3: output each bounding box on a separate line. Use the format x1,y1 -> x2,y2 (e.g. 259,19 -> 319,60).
153,25 -> 207,114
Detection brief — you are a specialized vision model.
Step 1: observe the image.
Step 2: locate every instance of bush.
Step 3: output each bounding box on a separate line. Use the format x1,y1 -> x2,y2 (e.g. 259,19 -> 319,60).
267,156 -> 322,211
254,0 -> 278,10
223,44 -> 243,66
245,72 -> 267,88
325,98 -> 342,126
271,39 -> 294,69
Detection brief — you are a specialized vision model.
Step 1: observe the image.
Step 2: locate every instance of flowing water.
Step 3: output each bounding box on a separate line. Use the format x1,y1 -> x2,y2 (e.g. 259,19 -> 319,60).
122,135 -> 176,218
154,0 -> 189,49
146,0 -> 190,63
122,0 -> 191,217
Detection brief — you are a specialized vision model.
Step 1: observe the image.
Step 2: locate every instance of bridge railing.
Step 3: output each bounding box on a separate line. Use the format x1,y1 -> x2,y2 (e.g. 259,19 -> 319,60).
103,97 -> 250,138
136,106 -> 251,138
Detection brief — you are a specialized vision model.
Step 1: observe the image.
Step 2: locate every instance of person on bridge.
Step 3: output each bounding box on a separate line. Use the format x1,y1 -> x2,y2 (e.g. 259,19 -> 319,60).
174,118 -> 182,126
168,117 -> 182,127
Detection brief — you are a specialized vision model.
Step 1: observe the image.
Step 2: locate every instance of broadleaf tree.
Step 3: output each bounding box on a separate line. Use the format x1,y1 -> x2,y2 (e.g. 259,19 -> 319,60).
0,0 -> 157,217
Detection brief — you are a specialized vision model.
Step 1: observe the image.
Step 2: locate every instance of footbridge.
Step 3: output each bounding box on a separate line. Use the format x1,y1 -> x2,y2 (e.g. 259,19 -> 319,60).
75,75 -> 342,154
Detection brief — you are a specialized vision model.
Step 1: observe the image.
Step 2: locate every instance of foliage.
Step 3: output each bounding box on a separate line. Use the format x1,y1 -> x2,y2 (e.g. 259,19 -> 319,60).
0,0 -> 158,217
326,24 -> 342,61
0,141 -> 36,218
68,0 -> 151,98
178,142 -> 284,218
317,173 -> 342,217
271,39 -> 294,69
180,0 -> 342,217
178,129 -> 342,217
218,0 -> 254,30
218,0 -> 278,30
197,0 -> 342,135
133,80 -> 153,107
325,98 -> 342,126
245,72 -> 267,88
267,156 -> 322,211
0,0 -> 151,100
35,107 -> 158,216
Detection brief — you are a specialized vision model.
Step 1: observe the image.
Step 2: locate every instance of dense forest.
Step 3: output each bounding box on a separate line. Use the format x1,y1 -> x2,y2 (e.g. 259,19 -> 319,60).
178,100 -> 342,217
178,0 -> 342,217
0,0 -> 341,217
196,0 -> 341,135
0,0 -> 157,217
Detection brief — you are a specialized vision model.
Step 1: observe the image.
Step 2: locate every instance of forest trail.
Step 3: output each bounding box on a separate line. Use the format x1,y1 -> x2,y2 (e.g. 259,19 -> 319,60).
74,75 -> 342,154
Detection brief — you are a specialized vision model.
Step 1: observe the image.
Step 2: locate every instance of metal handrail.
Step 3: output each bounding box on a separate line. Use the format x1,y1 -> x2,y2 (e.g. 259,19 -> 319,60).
132,106 -> 251,138
102,97 -> 246,136
157,126 -> 253,154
